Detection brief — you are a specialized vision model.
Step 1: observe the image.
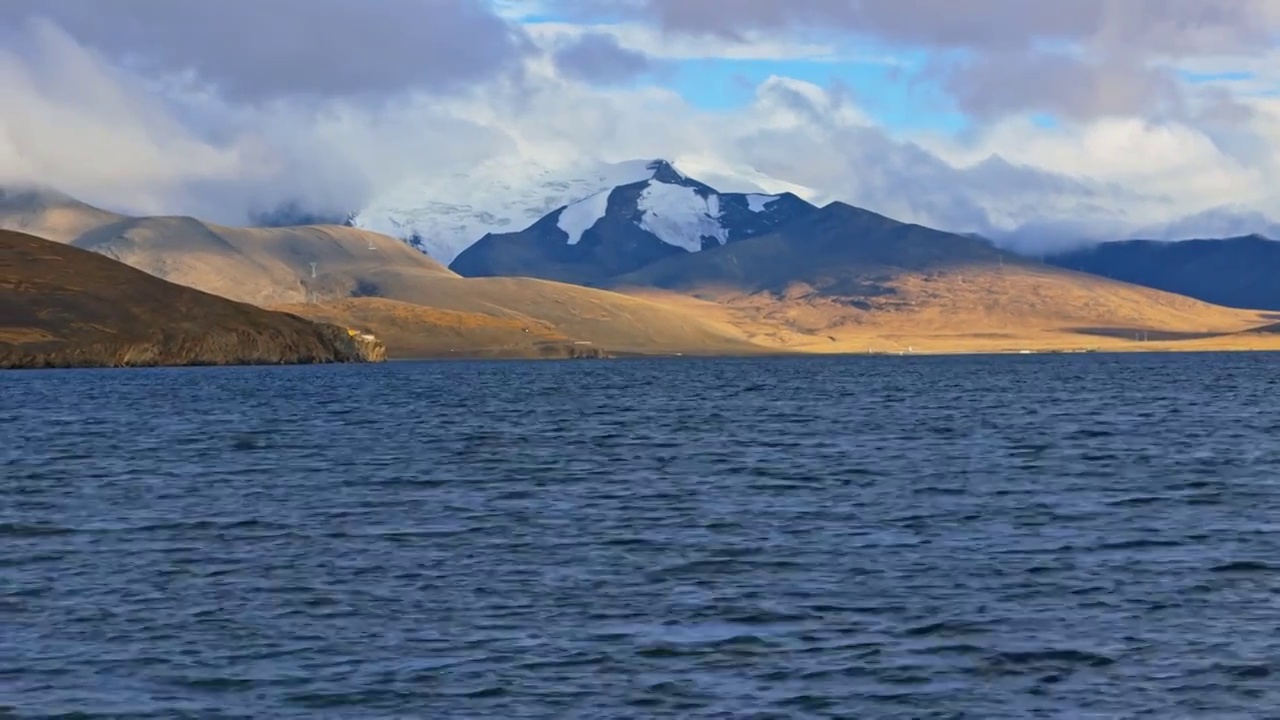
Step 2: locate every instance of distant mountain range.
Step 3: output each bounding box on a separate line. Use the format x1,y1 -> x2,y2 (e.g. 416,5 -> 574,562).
259,155 -> 1280,317
7,167 -> 1280,359
416,158 -> 1280,317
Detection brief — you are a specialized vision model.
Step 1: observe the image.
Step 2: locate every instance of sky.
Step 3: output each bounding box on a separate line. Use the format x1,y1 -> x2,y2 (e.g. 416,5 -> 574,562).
2,0 -> 1280,250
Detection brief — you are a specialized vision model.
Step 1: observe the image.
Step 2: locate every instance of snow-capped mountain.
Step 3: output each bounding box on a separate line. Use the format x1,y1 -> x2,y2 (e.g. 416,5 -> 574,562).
348,156 -> 815,266
449,159 -> 818,284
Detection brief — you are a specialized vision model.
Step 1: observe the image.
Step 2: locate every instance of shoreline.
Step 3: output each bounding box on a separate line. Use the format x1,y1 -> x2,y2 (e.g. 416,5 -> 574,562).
9,335 -> 1280,370
380,340 -> 1280,362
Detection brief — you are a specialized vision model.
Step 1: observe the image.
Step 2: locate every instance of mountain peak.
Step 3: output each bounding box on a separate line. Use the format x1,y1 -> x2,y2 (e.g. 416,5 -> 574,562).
450,164 -> 822,283
644,159 -> 686,184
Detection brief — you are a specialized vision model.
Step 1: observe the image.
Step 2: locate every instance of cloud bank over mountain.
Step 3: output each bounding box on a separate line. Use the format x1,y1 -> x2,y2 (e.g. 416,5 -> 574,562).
2,0 -> 1278,251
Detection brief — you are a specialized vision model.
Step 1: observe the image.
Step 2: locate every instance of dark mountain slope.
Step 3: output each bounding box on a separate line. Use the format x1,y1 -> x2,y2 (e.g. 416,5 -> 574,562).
603,201 -> 1014,296
1046,235 -> 1280,310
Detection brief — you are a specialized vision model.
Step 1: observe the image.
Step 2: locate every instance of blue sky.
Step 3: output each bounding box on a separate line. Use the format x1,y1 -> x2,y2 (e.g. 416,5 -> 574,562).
665,55 -> 970,133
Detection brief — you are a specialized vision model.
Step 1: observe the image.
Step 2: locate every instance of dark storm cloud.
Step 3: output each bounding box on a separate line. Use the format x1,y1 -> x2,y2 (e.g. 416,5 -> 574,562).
0,0 -> 534,99
552,32 -> 654,84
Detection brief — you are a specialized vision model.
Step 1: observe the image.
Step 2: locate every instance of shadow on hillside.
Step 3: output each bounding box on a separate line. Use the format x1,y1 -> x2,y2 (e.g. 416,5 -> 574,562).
1247,323 -> 1280,334
1067,327 -> 1227,341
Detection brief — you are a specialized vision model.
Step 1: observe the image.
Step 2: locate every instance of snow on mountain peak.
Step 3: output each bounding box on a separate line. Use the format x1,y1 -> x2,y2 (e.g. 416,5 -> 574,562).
549,165 -> 794,253
637,182 -> 728,252
746,194 -> 781,213
558,189 -> 611,246
553,159 -> 714,247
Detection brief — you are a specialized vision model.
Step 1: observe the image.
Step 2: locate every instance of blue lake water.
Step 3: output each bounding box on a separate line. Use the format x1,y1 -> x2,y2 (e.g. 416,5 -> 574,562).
3,354 -> 1280,718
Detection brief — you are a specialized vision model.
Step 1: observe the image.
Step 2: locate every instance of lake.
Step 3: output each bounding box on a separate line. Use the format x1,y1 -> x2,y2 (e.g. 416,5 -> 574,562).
3,354 -> 1279,718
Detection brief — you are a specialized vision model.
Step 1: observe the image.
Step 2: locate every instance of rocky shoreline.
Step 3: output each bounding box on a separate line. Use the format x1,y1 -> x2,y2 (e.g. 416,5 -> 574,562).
0,323 -> 386,369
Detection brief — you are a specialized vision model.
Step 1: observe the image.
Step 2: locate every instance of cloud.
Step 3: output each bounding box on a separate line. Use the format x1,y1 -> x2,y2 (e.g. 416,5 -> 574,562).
551,32 -> 654,84
0,19 -> 252,211
933,52 -> 1186,121
623,0 -> 1280,53
590,0 -> 1280,121
0,0 -> 533,100
2,2 -> 1279,255
526,20 -> 886,63
0,16 -> 515,222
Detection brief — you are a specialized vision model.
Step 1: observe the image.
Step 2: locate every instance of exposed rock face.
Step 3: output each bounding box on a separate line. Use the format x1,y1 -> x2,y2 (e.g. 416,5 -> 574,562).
0,229 -> 386,369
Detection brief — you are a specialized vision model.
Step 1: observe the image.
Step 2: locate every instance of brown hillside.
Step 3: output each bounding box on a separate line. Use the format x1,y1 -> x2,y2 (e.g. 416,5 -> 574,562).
279,298 -> 609,359
71,217 -> 456,307
0,187 -> 123,244
606,203 -> 1280,354
349,275 -> 762,356
0,229 -> 384,369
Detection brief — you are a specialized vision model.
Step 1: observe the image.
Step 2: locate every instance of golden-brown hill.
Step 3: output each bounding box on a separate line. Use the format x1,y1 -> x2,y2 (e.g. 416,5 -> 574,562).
71,216 -> 457,307
276,298 -> 609,359
0,229 -> 384,369
0,187 -> 124,244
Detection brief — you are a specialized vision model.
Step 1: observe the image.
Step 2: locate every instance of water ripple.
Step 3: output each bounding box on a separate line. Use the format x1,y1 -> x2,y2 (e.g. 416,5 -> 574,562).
3,354 -> 1280,717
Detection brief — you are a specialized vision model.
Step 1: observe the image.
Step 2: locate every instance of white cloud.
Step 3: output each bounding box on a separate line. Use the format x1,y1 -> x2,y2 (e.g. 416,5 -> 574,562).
524,20 -> 895,63
0,19 -> 254,214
